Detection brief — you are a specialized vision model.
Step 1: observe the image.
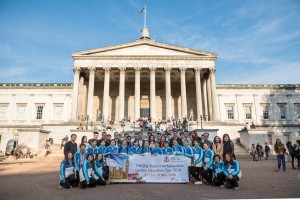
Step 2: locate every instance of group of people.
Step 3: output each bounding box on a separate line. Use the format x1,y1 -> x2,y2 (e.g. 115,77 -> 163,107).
61,130 -> 241,190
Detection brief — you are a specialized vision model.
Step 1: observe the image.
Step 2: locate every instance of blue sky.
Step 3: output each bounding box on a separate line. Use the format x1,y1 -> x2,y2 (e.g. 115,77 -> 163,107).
0,0 -> 299,84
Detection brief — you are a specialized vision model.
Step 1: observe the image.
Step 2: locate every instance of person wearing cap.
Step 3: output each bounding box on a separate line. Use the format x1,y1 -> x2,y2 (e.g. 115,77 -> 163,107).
162,141 -> 173,155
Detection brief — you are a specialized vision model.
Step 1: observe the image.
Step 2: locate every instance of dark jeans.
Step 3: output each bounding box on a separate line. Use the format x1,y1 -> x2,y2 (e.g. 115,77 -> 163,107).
80,177 -> 97,189
213,173 -> 225,186
265,151 -> 269,160
277,154 -> 286,171
60,174 -> 78,189
191,166 -> 203,181
290,155 -> 295,169
201,168 -> 212,184
225,176 -> 239,189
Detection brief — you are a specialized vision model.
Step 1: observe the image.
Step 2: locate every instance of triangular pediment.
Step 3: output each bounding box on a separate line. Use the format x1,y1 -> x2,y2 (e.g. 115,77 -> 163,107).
72,39 -> 217,59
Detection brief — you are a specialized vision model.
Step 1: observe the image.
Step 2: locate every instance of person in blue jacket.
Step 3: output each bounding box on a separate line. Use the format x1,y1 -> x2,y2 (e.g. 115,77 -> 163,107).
128,140 -> 142,155
86,139 -> 98,158
162,141 -> 173,155
59,151 -> 78,189
183,140 -> 194,182
141,140 -> 152,155
119,139 -> 129,154
172,139 -> 184,155
103,139 -> 119,170
222,153 -> 241,190
152,141 -> 163,155
201,143 -> 214,185
74,144 -> 88,173
79,154 -> 97,189
191,139 -> 204,185
97,140 -> 107,154
93,153 -> 107,185
212,154 -> 225,187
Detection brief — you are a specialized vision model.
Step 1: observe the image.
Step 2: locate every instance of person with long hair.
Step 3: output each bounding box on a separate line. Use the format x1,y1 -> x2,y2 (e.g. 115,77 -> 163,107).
162,141 -> 173,155
128,140 -> 142,155
80,136 -> 89,149
59,151 -> 78,189
222,153 -> 241,190
251,144 -> 258,161
191,139 -> 204,185
222,134 -> 235,160
93,153 -> 107,185
79,154 -> 97,189
97,140 -> 107,154
152,141 -> 163,155
148,135 -> 156,144
201,143 -> 214,185
274,138 -> 287,172
126,136 -> 133,148
118,139 -> 129,154
159,136 -> 166,148
141,140 -> 152,155
212,136 -> 223,157
212,154 -> 225,187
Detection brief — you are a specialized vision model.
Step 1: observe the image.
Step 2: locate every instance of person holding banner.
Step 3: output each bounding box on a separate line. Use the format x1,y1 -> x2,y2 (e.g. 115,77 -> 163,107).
79,154 -> 97,189
212,154 -> 225,187
97,140 -> 107,154
222,153 -> 241,190
191,139 -> 204,185
201,143 -> 214,185
141,140 -> 152,155
104,139 -> 119,170
152,141 -> 163,155
129,140 -> 142,155
183,140 -> 194,182
59,152 -> 78,189
119,139 -> 129,154
162,141 -> 173,155
172,140 -> 184,155
94,153 -> 108,185
87,139 -> 98,158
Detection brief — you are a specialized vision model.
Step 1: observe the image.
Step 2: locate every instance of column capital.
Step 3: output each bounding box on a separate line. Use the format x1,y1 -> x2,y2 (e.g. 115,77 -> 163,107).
149,65 -> 157,72
179,66 -> 187,72
209,68 -> 216,74
164,64 -> 172,72
134,66 -> 142,72
73,66 -> 81,73
88,66 -> 96,73
118,66 -> 126,72
103,66 -> 111,72
194,66 -> 202,74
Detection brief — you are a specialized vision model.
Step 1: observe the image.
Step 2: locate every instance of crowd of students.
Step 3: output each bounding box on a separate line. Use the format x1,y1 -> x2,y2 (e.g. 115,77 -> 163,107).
60,131 -> 241,190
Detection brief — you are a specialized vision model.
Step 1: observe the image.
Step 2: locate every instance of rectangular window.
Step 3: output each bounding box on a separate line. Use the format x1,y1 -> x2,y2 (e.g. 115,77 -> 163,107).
295,103 -> 300,119
226,105 -> 234,120
17,104 -> 26,120
36,105 -> 44,119
0,104 -> 8,120
53,104 -> 63,120
244,105 -> 252,120
278,103 -> 287,119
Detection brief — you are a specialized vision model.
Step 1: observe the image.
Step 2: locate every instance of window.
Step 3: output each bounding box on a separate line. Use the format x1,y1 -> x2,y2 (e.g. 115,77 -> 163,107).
295,103 -> 300,119
244,105 -> 252,120
17,104 -> 26,120
36,105 -> 44,119
278,103 -> 286,119
53,104 -> 63,120
0,104 -> 8,120
261,104 -> 269,120
226,105 -> 234,120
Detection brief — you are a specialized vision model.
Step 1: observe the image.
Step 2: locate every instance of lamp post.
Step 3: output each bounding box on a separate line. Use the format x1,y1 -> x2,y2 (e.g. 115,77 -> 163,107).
85,115 -> 89,130
133,121 -> 135,132
91,121 -> 93,130
200,115 -> 203,129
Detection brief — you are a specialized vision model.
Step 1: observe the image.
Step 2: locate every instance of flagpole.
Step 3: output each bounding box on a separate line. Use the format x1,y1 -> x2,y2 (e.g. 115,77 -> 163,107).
144,5 -> 146,28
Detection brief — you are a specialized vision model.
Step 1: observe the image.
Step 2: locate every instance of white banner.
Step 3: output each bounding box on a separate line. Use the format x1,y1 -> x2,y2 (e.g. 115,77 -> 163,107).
128,155 -> 189,183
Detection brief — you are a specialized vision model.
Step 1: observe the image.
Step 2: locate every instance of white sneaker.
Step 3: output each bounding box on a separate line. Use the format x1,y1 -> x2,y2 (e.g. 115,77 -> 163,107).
234,187 -> 239,190
195,181 -> 203,185
220,185 -> 224,188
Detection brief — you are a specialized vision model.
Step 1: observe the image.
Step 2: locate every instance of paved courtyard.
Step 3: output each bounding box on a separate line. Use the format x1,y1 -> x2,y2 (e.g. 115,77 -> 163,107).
0,158 -> 299,199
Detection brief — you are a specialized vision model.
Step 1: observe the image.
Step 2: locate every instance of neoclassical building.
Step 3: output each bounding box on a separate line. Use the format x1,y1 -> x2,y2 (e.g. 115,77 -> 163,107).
0,29 -> 299,152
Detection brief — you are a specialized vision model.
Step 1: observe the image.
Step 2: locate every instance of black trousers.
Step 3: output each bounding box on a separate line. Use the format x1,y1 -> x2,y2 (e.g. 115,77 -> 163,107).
213,173 -> 225,186
191,166 -> 203,181
60,174 -> 78,189
225,176 -> 239,189
201,168 -> 212,184
97,178 -> 107,186
80,177 -> 97,189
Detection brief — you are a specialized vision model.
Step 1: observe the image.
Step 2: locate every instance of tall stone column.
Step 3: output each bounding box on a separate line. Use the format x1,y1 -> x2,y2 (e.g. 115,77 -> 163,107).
134,66 -> 141,120
194,67 -> 203,121
71,66 -> 81,121
202,78 -> 208,121
118,66 -> 126,121
87,66 -> 96,120
102,66 -> 111,122
149,66 -> 156,121
207,74 -> 213,121
164,65 -> 172,119
210,68 -> 220,120
179,67 -> 187,119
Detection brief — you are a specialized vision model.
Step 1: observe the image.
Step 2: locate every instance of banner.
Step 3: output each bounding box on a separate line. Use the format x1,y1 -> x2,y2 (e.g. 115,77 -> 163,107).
108,154 -> 189,183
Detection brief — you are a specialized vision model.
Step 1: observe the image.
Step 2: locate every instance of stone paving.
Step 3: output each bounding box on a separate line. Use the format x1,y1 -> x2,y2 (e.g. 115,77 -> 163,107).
0,158 -> 299,199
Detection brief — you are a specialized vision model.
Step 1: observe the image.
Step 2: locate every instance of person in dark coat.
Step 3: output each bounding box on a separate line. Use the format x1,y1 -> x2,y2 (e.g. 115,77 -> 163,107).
64,134 -> 77,158
222,134 -> 235,160
286,141 -> 296,169
169,131 -> 183,147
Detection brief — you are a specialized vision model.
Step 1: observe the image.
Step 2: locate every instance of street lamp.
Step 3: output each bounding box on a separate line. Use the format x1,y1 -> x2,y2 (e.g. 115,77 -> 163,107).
90,121 -> 93,130
85,115 -> 89,130
133,121 -> 135,132
200,115 -> 203,129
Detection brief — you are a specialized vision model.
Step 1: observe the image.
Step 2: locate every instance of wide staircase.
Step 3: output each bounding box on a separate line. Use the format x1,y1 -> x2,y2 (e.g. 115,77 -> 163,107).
234,143 -> 251,159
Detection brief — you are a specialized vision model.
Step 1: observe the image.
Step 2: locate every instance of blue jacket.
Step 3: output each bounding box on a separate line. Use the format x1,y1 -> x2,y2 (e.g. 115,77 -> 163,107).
128,146 -> 142,154
212,161 -> 224,176
222,160 -> 240,177
172,145 -> 184,155
86,146 -> 98,157
104,145 -> 119,156
142,147 -> 152,154
162,147 -> 173,155
60,159 -> 75,181
94,159 -> 104,179
152,147 -> 163,155
97,145 -> 106,154
118,145 -> 129,154
81,160 -> 93,182
192,146 -> 203,164
183,146 -> 194,158
74,151 -> 88,171
202,149 -> 214,168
